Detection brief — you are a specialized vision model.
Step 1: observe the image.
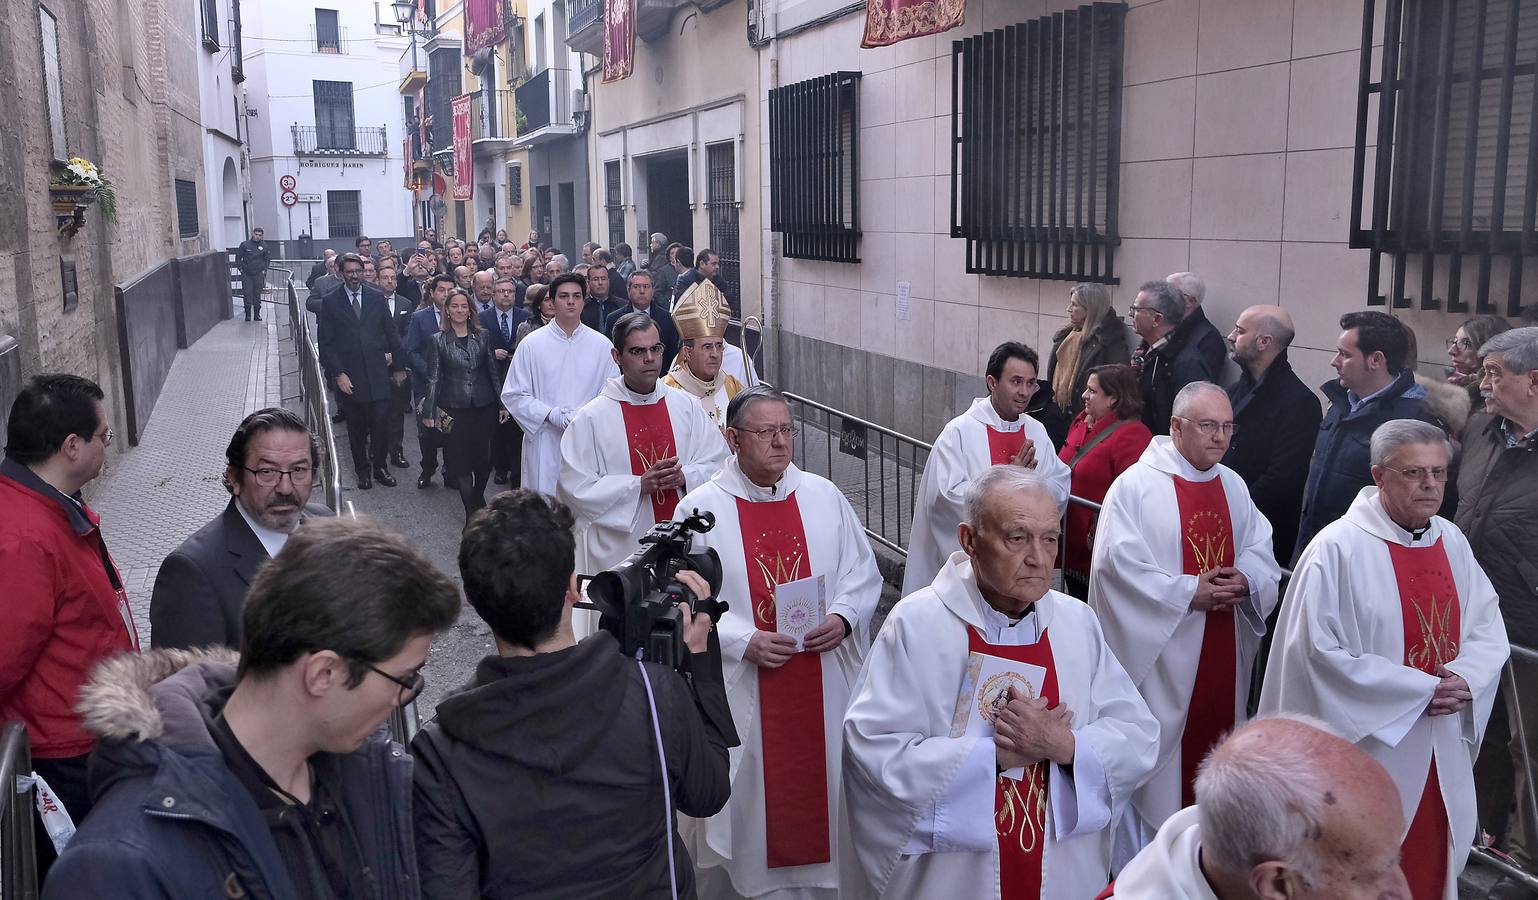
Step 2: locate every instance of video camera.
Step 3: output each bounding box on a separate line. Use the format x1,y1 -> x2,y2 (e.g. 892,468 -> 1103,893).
587,510 -> 728,670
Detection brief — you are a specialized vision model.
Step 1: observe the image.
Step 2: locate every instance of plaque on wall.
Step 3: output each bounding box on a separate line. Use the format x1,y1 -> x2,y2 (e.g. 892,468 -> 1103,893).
60,255 -> 78,312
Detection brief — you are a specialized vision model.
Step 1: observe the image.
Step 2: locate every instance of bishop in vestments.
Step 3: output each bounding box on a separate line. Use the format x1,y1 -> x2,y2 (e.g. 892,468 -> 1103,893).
1088,382 -> 1281,849
1259,419 -> 1508,900
675,385 -> 882,900
661,278 -> 745,434
844,466 -> 1158,900
903,342 -> 1071,598
501,272 -> 618,496
558,311 -> 727,591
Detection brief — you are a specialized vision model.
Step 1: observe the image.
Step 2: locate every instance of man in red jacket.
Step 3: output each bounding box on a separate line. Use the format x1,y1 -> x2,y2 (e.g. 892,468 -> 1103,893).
0,374 -> 140,881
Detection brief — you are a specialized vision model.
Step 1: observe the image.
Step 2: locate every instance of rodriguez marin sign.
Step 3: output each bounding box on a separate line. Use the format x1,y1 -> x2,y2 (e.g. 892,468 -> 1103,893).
298,160 -> 366,168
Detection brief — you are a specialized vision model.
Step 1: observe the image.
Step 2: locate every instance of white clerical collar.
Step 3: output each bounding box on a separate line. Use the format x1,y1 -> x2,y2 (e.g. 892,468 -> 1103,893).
978,601 -> 1042,645
731,457 -> 785,501
607,377 -> 662,405
670,362 -> 718,396
234,498 -> 294,559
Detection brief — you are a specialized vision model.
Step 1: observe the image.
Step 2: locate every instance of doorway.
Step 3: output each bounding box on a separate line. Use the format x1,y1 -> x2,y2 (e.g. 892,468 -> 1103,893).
534,184 -> 553,245
644,153 -> 692,248
558,181 -> 576,257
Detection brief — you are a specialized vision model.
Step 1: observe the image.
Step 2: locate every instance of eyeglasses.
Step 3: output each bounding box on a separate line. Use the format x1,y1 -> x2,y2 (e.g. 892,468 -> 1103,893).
1127,305 -> 1160,317
1446,337 -> 1474,351
92,428 -> 115,447
1176,417 -> 1238,436
358,660 -> 426,706
240,465 -> 315,487
732,425 -> 798,442
1380,464 -> 1449,483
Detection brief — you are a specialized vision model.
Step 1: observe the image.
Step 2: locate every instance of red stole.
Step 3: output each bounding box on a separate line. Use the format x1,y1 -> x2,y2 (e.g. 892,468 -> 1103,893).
734,495 -> 830,868
1172,475 -> 1236,807
968,625 -> 1061,900
985,425 -> 1027,465
619,400 -> 680,523
1388,539 -> 1460,900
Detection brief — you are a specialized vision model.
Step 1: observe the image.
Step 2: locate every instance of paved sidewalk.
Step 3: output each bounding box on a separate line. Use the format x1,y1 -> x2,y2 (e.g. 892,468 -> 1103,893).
88,309 -> 283,640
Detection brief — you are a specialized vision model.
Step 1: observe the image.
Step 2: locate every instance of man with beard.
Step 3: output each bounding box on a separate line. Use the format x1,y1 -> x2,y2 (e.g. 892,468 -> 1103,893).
150,409 -> 331,650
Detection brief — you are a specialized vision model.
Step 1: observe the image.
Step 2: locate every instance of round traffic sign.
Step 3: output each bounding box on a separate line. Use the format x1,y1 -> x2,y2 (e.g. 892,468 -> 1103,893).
280,190 -> 299,208
279,175 -> 297,191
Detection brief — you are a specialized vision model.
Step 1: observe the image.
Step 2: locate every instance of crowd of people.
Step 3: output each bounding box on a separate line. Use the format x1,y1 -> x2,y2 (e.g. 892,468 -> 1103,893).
2,241 -> 1538,900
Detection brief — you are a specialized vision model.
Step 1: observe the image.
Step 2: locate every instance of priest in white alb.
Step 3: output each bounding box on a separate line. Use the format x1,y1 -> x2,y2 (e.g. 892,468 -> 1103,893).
1259,419 -> 1508,900
1088,381 -> 1281,850
501,271 -> 617,495
844,466 -> 1158,899
675,384 -> 882,899
903,342 -> 1070,598
661,279 -> 746,434
558,312 -> 728,634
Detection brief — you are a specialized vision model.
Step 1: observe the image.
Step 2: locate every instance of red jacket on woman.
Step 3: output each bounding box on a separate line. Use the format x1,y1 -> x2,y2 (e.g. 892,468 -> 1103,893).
1057,411 -> 1153,579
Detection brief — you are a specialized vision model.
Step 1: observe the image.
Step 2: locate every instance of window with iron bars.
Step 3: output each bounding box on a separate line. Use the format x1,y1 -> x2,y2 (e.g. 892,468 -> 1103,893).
201,0 -> 220,50
313,80 -> 356,150
1351,0 -> 1538,316
707,142 -> 742,314
328,190 -> 361,238
951,3 -> 1126,282
427,48 -> 461,153
769,72 -> 860,263
605,161 -> 625,251
508,162 -> 522,205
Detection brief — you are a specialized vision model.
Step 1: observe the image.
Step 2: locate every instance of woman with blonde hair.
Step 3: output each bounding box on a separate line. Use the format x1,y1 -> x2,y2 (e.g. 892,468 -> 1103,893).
423,289 -> 507,519
1045,282 -> 1132,418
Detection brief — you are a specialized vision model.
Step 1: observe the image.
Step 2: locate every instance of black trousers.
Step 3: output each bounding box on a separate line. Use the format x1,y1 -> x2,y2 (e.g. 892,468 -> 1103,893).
342,398 -> 389,475
387,376 -> 412,454
241,274 -> 263,318
33,754 -> 92,888
490,415 -> 522,484
442,405 -> 496,516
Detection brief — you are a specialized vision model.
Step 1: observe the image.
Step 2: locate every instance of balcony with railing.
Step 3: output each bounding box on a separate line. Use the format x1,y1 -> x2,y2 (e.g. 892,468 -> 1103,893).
471,88 -> 520,152
514,68 -> 576,144
292,125 -> 389,156
311,24 -> 349,53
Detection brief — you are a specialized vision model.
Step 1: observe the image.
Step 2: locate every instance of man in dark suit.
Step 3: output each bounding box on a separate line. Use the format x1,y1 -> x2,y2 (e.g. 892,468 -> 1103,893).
379,264 -> 416,471
480,278 -> 528,485
305,250 -> 335,289
579,265 -> 626,331
604,269 -> 680,371
1166,272 -> 1230,378
407,274 -> 455,488
149,409 -> 331,650
318,252 -> 403,489
671,248 -> 736,318
1130,280 -> 1221,435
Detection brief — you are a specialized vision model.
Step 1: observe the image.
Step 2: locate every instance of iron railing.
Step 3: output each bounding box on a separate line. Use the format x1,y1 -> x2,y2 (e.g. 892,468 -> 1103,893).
292,125 -> 389,157
471,89 -> 519,143
283,274 -> 343,512
568,0 -> 602,36
311,23 -> 349,53
1,721 -> 37,900
515,67 -> 572,134
769,72 -> 862,263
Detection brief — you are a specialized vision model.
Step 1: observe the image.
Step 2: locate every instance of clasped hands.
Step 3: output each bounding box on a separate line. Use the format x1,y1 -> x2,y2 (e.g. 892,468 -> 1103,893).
639,456 -> 685,496
1427,665 -> 1471,717
746,615 -> 849,668
995,685 -> 1076,769
1191,567 -> 1250,612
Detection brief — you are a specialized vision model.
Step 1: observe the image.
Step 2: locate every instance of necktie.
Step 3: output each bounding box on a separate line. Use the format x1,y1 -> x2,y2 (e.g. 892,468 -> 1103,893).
500,310 -> 511,342
352,292 -> 361,316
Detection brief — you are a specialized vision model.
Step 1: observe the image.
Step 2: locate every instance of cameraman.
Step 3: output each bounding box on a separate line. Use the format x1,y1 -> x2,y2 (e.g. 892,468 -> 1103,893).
411,489 -> 733,899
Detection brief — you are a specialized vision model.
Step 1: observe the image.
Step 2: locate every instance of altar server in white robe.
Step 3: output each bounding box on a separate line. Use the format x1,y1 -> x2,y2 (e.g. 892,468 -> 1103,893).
1108,715 -> 1413,900
501,271 -> 617,496
845,466 -> 1158,900
674,384 -> 882,900
1089,382 -> 1281,847
903,342 -> 1071,597
558,312 -> 728,634
1259,419 -> 1508,900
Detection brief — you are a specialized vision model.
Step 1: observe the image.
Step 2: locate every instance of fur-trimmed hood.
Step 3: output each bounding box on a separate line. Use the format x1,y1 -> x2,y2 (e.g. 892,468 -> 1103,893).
76,647 -> 238,744
1415,372 -> 1472,438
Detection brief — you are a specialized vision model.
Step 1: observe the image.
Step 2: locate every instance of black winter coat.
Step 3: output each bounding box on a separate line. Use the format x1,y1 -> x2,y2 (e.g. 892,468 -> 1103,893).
1025,379 -> 1070,449
1222,354 -> 1322,561
1138,319 -> 1224,436
1172,305 -> 1228,383
424,329 -> 502,413
1455,413 -> 1538,647
1045,313 -> 1132,419
411,633 -> 732,900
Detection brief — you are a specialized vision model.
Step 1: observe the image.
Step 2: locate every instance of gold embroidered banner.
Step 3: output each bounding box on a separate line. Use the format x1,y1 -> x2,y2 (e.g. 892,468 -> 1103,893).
603,0 -> 635,83
861,0 -> 966,49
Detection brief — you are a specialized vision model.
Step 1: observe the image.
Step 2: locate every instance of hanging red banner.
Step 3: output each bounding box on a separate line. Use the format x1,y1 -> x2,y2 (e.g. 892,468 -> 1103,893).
451,94 -> 473,202
860,0 -> 966,48
465,0 -> 506,56
602,0 -> 635,83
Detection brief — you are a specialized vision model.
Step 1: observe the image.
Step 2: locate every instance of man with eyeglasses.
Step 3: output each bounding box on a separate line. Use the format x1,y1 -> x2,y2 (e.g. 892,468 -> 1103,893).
1128,280 -> 1220,436
150,408 -> 332,651
670,384 -> 882,900
1261,418 -> 1509,900
0,374 -> 138,885
1089,381 -> 1282,855
45,516 -> 461,899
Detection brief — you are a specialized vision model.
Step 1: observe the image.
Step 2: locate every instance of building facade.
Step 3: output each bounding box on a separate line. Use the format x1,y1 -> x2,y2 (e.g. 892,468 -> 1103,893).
243,0 -> 414,249
193,0 -> 252,249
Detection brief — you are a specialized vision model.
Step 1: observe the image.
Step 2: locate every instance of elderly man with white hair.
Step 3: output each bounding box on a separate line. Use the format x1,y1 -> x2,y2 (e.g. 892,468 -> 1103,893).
1260,418 -> 1509,900
1165,272 -> 1228,380
844,465 -> 1159,899
1089,381 -> 1282,853
1104,715 -> 1412,899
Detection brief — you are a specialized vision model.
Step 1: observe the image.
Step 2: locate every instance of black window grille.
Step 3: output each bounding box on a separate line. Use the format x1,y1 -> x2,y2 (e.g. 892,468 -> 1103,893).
605,161 -> 625,250
201,0 -> 220,49
1350,0 -> 1538,316
427,48 -> 461,153
951,2 -> 1126,282
175,179 -> 199,238
313,80 -> 356,150
508,162 -> 522,205
231,0 -> 244,82
707,142 -> 742,311
328,190 -> 361,237
770,72 -> 860,263
315,9 -> 341,52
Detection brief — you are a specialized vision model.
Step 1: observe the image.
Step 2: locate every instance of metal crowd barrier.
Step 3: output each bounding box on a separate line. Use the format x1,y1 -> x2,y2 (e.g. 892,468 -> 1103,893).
282,275 -> 342,512
1,721 -> 38,900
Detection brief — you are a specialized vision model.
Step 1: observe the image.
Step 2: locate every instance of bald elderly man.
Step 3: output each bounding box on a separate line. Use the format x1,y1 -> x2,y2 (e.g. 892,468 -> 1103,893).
1223,305 -> 1323,560
1101,715 -> 1412,899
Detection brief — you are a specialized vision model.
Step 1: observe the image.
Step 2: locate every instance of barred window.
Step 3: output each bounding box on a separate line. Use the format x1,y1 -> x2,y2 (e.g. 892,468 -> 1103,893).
313,80 -> 356,150
507,162 -> 522,205
175,179 -> 199,238
1351,0 -> 1538,315
328,190 -> 361,238
605,160 -> 624,250
769,72 -> 860,263
707,142 -> 741,309
951,3 -> 1125,282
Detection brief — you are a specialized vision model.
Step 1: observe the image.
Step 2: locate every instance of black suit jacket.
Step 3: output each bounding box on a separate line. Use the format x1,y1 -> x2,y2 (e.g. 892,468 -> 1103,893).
581,296 -> 627,334
604,304 -> 680,372
479,305 -> 528,385
318,283 -> 404,404
1223,354 -> 1323,560
386,292 -> 418,339
149,499 -> 331,650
